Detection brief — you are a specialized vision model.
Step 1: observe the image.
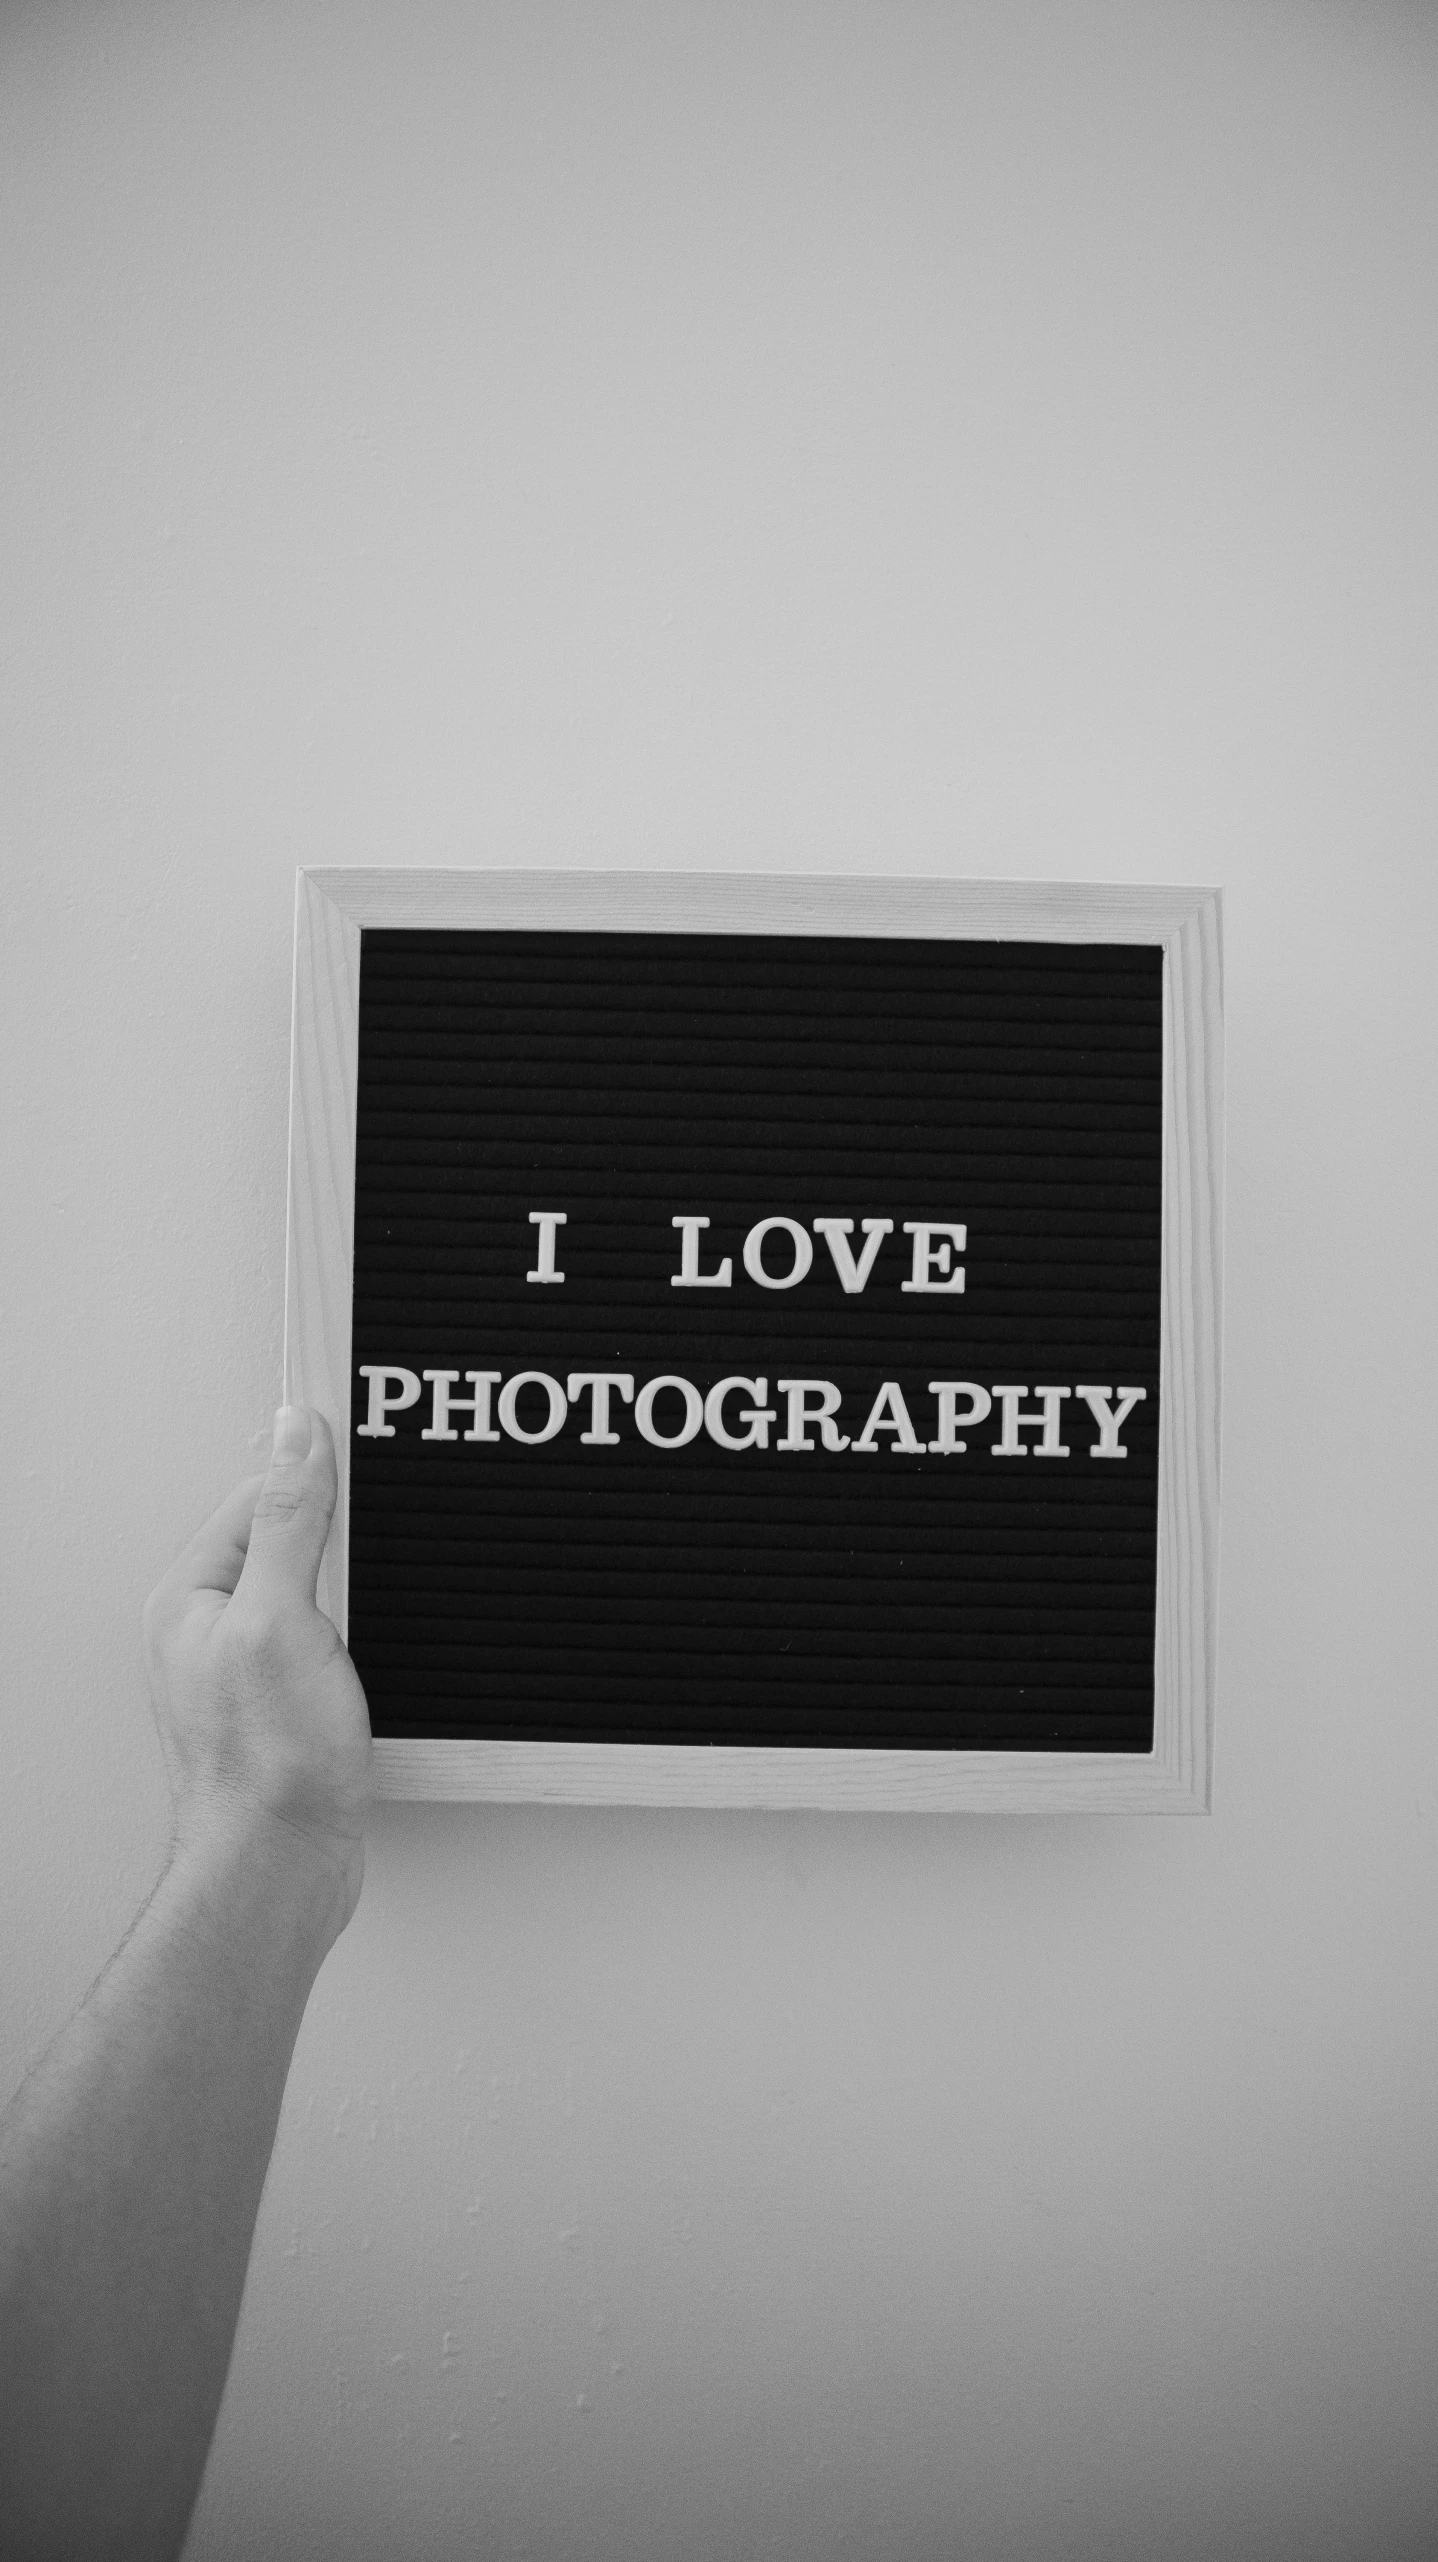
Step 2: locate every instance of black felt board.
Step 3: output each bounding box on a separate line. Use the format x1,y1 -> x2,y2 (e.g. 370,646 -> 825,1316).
348,930 -> 1163,1750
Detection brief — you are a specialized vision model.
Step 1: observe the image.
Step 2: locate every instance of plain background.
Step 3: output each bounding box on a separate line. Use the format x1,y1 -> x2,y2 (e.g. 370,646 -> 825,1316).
2,4 -> 1435,2557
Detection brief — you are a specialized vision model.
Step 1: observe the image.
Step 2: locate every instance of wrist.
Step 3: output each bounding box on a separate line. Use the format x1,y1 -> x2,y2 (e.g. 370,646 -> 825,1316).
165,1794 -> 362,1972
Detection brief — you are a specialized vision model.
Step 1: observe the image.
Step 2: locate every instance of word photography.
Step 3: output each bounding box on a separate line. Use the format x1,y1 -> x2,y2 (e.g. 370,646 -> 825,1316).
357,1367 -> 1149,1460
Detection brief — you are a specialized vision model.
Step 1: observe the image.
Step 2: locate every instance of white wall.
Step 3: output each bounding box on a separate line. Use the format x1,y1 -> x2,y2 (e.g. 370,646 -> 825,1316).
3,4 -> 1436,2555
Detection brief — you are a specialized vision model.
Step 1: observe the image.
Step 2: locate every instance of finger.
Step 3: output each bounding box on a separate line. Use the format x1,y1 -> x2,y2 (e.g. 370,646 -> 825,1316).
168,1474 -> 267,1600
237,1406 -> 338,1606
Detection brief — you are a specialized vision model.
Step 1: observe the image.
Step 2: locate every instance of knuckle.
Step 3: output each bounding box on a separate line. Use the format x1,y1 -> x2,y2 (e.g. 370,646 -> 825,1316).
252,1483 -> 312,1531
229,1598 -> 290,1672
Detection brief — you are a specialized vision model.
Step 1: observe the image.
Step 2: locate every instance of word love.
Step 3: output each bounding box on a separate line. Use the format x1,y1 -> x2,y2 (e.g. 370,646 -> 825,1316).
524,1211 -> 967,1294
358,1368 -> 1147,1458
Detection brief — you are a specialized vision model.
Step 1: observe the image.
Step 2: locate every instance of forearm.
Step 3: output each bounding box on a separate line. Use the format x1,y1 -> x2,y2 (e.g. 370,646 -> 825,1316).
0,1818 -> 345,2562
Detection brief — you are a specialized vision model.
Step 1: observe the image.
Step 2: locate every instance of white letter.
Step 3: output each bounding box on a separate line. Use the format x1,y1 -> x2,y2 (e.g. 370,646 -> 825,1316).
1074,1385 -> 1147,1458
356,1365 -> 421,1437
704,1376 -> 775,1451
812,1217 -> 893,1294
775,1380 -> 849,1451
497,1371 -> 568,1443
634,1375 -> 704,1447
670,1216 -> 732,1288
422,1369 -> 501,1442
901,1222 -> 966,1293
526,1211 -> 567,1283
991,1386 -> 1072,1457
566,1373 -> 635,1444
927,1381 -> 993,1454
852,1380 -> 923,1453
743,1217 -> 814,1290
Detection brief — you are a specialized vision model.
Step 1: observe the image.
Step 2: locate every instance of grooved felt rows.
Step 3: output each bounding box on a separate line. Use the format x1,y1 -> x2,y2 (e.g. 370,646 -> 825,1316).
349,929 -> 1163,1749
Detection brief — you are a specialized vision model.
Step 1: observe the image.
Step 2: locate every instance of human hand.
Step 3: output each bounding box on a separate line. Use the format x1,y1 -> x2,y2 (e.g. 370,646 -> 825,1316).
142,1407 -> 373,1942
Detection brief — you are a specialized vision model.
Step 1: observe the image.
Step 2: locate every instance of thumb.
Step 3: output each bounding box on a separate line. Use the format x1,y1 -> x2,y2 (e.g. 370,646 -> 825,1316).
239,1405 -> 338,1605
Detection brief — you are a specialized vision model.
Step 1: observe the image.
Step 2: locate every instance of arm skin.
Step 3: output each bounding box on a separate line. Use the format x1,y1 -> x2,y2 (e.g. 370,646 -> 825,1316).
0,1406 -> 373,2562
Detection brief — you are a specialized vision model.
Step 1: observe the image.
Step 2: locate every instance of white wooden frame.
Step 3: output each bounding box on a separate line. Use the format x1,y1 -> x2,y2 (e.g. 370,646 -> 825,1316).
285,870 -> 1223,1811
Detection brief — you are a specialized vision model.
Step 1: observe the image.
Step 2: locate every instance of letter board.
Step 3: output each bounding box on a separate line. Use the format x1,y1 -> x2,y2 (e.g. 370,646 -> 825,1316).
285,871 -> 1222,1810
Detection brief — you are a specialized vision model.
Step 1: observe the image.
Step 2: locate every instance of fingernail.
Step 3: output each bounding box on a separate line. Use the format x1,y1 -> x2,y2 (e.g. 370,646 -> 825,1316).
273,1405 -> 312,1463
